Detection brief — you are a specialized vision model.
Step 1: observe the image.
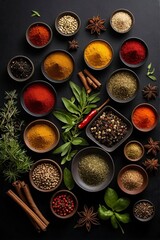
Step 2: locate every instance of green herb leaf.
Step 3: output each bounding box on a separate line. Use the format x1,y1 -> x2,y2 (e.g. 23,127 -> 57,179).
147,62 -> 152,70
53,110 -> 75,124
31,10 -> 40,17
63,167 -> 75,190
148,75 -> 157,81
115,213 -> 130,224
69,81 -> 81,103
53,142 -> 71,154
104,187 -> 118,209
98,204 -> 113,220
72,137 -> 88,146
111,215 -> 118,229
112,198 -> 130,212
62,97 -> 80,114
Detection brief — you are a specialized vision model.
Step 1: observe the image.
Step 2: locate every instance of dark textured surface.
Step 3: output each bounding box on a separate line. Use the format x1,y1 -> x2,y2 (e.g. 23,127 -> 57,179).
0,0 -> 160,239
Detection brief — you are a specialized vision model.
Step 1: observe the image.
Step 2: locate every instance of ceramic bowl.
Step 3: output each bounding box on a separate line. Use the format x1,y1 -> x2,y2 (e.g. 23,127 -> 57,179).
41,50 -> 75,83
106,68 -> 139,103
86,105 -> 133,152
50,190 -> 78,219
133,199 -> 155,222
71,146 -> 115,192
20,80 -> 57,117
84,39 -> 114,70
26,22 -> 53,48
119,37 -> 148,68
124,140 -> 145,162
117,164 -> 149,195
23,119 -> 60,153
29,159 -> 62,192
55,11 -> 81,37
110,8 -> 135,33
131,103 -> 158,132
7,55 -> 34,82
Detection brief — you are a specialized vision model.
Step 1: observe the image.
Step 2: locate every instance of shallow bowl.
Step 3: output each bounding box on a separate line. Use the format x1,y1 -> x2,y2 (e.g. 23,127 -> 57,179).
29,159 -> 62,192
124,140 -> 145,162
133,199 -> 155,222
71,146 -> 115,192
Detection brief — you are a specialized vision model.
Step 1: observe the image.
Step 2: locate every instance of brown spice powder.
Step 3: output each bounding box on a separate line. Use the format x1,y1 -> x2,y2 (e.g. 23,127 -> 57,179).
121,169 -> 144,190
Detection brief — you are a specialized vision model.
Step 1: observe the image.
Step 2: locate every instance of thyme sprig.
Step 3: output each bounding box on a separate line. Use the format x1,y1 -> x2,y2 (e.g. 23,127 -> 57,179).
53,81 -> 100,164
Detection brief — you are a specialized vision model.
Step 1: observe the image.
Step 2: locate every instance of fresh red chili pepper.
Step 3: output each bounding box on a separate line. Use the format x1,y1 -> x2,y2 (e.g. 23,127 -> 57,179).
78,98 -> 110,129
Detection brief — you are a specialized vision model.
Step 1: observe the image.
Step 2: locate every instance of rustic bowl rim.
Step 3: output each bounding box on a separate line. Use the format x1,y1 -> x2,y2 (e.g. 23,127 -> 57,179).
83,39 -> 114,70
20,80 -> 57,117
110,8 -> 135,34
131,103 -> 158,132
29,159 -> 62,192
133,199 -> 155,222
41,49 -> 75,83
117,164 -> 149,195
55,11 -> 81,37
124,140 -> 145,161
26,21 -> 53,48
50,189 -> 78,219
7,55 -> 34,82
23,119 -> 60,153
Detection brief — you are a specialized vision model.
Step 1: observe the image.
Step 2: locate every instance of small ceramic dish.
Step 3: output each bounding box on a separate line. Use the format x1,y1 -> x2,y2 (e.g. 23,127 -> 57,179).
124,140 -> 145,162
106,68 -> 139,103
71,146 -> 115,192
55,11 -> 81,37
23,119 -> 60,153
86,105 -> 133,152
110,8 -> 135,33
131,103 -> 158,132
84,39 -> 114,70
50,190 -> 78,219
119,37 -> 148,68
29,159 -> 62,192
7,55 -> 34,82
20,80 -> 57,117
133,199 -> 155,222
117,164 -> 149,195
26,22 -> 53,48
41,50 -> 75,83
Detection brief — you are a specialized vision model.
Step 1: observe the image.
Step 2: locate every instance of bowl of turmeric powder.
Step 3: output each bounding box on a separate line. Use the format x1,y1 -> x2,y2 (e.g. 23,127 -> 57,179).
23,119 -> 60,153
41,50 -> 75,83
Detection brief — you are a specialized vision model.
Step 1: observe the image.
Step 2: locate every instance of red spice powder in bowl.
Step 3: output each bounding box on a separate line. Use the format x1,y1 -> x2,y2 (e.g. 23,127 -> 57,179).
119,37 -> 148,68
26,22 -> 52,48
21,80 -> 56,117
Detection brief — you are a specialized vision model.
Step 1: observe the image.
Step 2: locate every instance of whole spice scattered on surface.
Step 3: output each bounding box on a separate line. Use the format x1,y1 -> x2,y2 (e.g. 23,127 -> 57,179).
84,40 -> 113,69
78,153 -> 109,185
43,51 -> 74,81
9,56 -> 33,80
143,158 -> 160,171
74,205 -> 100,232
31,10 -> 40,17
120,169 -> 144,191
120,39 -> 147,65
90,110 -> 128,147
23,82 -> 56,115
144,137 -> 160,156
142,83 -> 158,100
68,39 -> 79,50
108,70 -> 138,101
32,162 -> 61,190
86,15 -> 106,35
111,11 -> 133,33
133,201 -> 155,220
146,63 -> 157,81
57,15 -> 79,35
125,142 -> 143,160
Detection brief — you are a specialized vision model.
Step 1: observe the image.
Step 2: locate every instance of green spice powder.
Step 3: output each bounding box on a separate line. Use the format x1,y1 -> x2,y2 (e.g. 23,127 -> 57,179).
125,143 -> 143,159
78,154 -> 109,186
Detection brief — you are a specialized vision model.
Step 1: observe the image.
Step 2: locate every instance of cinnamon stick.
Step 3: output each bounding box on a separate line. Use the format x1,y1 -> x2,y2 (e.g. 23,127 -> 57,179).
86,76 -> 98,89
7,190 -> 48,231
77,71 -> 92,94
83,69 -> 102,88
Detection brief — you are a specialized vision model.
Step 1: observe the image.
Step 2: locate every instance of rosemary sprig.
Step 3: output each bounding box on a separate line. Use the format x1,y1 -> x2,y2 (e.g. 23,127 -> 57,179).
146,63 -> 157,81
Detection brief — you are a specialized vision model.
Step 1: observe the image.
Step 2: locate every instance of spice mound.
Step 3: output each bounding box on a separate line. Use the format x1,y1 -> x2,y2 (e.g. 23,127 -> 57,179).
107,70 -> 138,101
78,153 -> 109,186
124,141 -> 144,161
133,200 -> 155,221
120,169 -> 144,191
22,82 -> 56,115
84,40 -> 113,70
43,51 -> 74,81
30,161 -> 62,191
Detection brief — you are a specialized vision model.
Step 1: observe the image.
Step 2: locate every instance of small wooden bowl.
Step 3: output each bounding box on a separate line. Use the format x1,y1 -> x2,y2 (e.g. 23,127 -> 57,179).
124,140 -> 145,162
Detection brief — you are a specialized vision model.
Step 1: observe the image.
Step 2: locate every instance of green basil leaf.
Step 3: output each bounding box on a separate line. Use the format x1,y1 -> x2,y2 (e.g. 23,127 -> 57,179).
61,143 -> 71,157
98,204 -> 113,220
112,198 -> 130,212
62,97 -> 80,114
53,110 -> 74,124
115,213 -> 130,223
72,137 -> 88,146
53,142 -> 70,154
87,92 -> 100,102
63,167 -> 75,190
69,81 -> 81,103
111,215 -> 118,229
104,187 -> 118,209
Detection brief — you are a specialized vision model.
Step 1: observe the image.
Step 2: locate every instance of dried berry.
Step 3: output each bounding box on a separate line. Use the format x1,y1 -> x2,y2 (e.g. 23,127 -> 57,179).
144,137 -> 160,156
143,158 -> 160,171
142,83 -> 158,100
86,15 -> 106,35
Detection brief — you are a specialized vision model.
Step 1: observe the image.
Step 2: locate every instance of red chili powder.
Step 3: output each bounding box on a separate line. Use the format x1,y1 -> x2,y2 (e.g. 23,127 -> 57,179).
28,25 -> 51,47
120,40 -> 147,65
23,83 -> 56,115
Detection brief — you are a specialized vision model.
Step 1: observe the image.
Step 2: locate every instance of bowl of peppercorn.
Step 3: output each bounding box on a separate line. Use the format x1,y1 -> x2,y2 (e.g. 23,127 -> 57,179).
29,159 -> 62,192
7,55 -> 34,82
50,189 -> 78,219
86,105 -> 133,152
133,199 -> 155,222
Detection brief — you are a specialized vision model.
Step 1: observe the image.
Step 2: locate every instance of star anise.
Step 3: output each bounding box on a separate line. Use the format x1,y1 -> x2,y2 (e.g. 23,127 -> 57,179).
143,158 -> 160,171
74,205 -> 100,232
144,137 -> 160,156
68,39 -> 79,50
142,83 -> 158,100
86,15 -> 106,35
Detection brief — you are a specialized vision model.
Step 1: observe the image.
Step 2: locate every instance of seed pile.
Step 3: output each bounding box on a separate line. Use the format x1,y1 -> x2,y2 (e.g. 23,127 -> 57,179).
90,111 -> 127,147
57,15 -> 78,35
111,11 -> 133,33
31,162 -> 61,190
133,201 -> 154,220
121,169 -> 144,191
